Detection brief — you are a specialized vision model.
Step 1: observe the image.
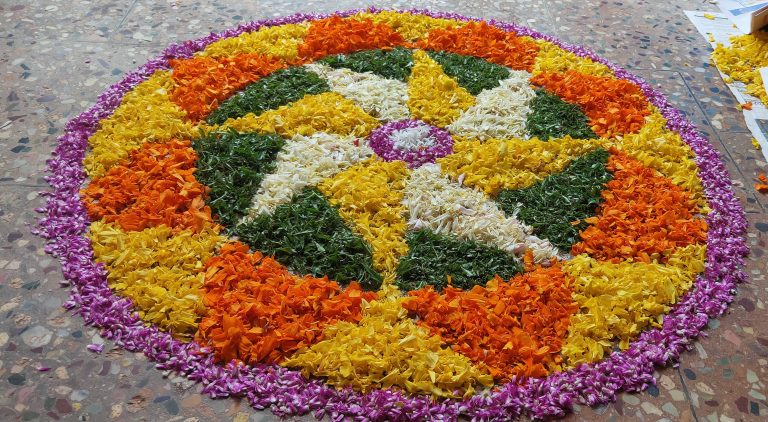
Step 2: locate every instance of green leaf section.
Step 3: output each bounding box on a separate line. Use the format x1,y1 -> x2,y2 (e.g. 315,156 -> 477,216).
319,47 -> 414,82
235,188 -> 383,290
426,50 -> 511,95
496,148 -> 612,251
206,67 -> 329,125
396,229 -> 523,292
193,130 -> 284,228
525,89 -> 598,140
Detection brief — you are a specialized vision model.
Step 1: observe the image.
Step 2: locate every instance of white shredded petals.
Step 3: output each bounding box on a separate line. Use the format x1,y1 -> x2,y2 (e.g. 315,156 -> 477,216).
305,63 -> 411,122
389,124 -> 436,151
403,164 -> 560,262
244,132 -> 373,218
447,70 -> 536,141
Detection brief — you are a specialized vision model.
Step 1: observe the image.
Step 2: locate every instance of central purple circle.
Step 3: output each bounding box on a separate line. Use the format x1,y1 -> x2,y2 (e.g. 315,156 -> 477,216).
367,119 -> 454,168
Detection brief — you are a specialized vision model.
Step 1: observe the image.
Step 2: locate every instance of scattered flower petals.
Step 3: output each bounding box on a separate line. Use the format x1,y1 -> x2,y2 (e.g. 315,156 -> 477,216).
87,344 -> 105,354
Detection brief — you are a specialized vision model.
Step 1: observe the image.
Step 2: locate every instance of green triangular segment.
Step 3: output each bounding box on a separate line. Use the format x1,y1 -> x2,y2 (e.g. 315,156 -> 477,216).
235,188 -> 383,290
396,229 -> 523,292
426,50 -> 511,95
206,67 -> 330,125
525,89 -> 598,140
193,130 -> 285,228
496,148 -> 612,251
318,47 -> 414,82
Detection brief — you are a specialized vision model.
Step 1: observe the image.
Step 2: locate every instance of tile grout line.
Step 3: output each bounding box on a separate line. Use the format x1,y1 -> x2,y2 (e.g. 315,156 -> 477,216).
0,182 -> 50,189
670,71 -> 764,211
675,71 -> 765,205
111,0 -> 140,40
676,366 -> 701,422
709,128 -> 766,212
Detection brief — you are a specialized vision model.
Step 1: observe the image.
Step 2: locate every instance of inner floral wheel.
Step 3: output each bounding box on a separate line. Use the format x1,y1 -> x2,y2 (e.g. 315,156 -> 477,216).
40,8 -> 747,421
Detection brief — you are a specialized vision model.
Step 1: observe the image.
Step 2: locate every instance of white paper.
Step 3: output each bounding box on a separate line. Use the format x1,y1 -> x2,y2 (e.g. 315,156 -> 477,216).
684,11 -> 740,47
743,111 -> 768,154
759,67 -> 768,95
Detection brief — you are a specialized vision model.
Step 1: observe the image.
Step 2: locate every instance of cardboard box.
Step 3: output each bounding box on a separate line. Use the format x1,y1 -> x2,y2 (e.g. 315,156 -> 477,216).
719,1 -> 768,34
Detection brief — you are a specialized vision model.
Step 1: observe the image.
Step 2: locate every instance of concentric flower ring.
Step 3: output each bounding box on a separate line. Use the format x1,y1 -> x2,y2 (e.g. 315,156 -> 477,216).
39,8 -> 748,421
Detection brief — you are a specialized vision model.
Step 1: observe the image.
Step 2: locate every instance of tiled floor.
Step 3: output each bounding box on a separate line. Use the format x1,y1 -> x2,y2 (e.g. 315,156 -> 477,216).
1,1 -> 766,421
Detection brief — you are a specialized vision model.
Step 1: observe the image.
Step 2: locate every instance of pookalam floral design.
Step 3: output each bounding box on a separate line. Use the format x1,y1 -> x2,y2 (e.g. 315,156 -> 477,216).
38,8 -> 748,421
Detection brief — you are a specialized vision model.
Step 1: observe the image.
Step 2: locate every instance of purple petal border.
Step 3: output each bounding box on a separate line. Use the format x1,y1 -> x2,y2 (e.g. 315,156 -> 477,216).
36,7 -> 748,421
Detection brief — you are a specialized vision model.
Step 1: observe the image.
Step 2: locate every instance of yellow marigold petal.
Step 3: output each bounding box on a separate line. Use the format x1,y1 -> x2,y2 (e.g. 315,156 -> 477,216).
353,11 -> 464,41
88,221 -> 225,338
561,243 -> 706,366
605,109 -> 707,211
532,40 -> 614,77
437,135 -> 603,195
407,50 -> 476,127
318,158 -> 410,275
212,92 -> 380,138
198,23 -> 310,62
84,71 -> 193,178
282,297 -> 493,398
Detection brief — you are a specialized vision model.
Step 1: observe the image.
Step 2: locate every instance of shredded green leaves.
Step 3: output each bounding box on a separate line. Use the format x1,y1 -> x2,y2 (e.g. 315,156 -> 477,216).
396,229 -> 523,292
526,89 -> 597,140
235,188 -> 383,290
319,47 -> 414,81
193,130 -> 284,228
206,67 -> 329,124
496,148 -> 612,250
426,50 -> 511,95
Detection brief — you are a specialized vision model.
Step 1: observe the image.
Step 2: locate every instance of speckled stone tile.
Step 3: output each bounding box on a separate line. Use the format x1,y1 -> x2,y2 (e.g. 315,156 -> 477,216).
110,0 -> 559,45
712,131 -> 767,211
1,1 -> 767,421
0,1 -> 134,42
630,69 -> 716,132
0,42 -> 163,185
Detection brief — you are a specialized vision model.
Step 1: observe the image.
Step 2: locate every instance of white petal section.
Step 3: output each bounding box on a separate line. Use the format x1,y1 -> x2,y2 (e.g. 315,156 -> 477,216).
305,63 -> 410,122
403,164 -> 559,262
389,123 -> 436,151
245,132 -> 373,218
447,70 -> 536,141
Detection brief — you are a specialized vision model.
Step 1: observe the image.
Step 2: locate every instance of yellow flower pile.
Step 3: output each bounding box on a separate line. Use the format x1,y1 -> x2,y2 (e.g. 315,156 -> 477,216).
712,33 -> 768,105
282,296 -> 494,397
438,135 -> 603,195
407,50 -> 476,127
198,22 -> 310,61
561,244 -> 706,366
354,11 -> 464,41
532,40 -> 614,77
319,158 -> 410,276
84,71 -> 193,178
214,92 -> 380,138
88,221 -> 224,337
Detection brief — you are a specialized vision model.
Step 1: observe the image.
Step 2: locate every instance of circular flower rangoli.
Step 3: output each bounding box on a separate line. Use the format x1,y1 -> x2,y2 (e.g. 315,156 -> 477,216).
40,9 -> 749,420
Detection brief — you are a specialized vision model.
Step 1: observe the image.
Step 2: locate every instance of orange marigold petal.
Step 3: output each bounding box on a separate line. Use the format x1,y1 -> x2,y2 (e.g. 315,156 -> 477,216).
195,242 -> 377,365
169,54 -> 286,121
417,21 -> 539,71
81,139 -> 215,234
402,261 -> 577,382
571,149 -> 707,262
531,70 -> 650,137
297,16 -> 405,61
